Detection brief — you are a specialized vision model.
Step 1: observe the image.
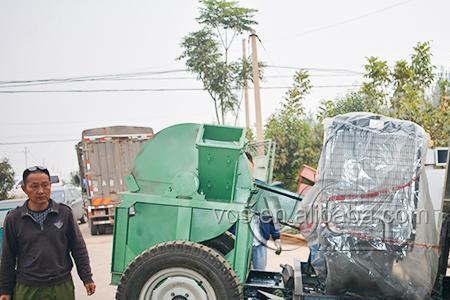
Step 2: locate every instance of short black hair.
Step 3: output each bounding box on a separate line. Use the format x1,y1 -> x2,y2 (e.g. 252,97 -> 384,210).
22,166 -> 51,184
245,152 -> 253,163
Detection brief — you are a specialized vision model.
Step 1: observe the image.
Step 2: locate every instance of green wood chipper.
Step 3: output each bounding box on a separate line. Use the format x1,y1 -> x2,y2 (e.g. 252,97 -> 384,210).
110,117 -> 450,300
110,123 -> 302,300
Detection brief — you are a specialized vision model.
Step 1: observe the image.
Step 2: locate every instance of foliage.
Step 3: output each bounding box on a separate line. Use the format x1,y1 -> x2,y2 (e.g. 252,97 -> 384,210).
196,0 -> 257,32
0,158 -> 15,200
265,70 -> 322,191
178,0 -> 261,124
318,92 -> 377,121
425,77 -> 450,147
318,56 -> 392,121
360,56 -> 391,110
245,127 -> 255,143
318,41 -> 449,146
390,42 -> 435,124
269,42 -> 448,193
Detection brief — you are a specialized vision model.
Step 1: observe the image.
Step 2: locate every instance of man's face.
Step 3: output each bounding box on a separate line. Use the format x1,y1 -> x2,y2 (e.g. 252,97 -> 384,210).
22,172 -> 51,206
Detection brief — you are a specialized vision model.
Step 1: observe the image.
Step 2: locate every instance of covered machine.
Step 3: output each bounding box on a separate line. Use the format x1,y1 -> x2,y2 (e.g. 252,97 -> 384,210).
110,123 -> 301,299
301,112 -> 440,299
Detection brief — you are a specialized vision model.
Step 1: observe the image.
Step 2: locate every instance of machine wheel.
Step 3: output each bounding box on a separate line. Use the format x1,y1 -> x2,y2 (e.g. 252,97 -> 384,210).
116,241 -> 242,300
201,231 -> 235,256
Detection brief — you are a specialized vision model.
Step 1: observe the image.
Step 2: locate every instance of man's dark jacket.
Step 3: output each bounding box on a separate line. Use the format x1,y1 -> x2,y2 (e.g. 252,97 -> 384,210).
0,199 -> 93,295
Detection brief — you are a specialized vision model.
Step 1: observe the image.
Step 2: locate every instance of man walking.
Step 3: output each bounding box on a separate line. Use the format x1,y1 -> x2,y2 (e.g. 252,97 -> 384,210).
0,166 -> 96,300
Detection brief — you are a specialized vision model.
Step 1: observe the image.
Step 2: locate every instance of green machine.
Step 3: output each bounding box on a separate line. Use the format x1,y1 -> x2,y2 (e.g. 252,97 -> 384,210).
111,123 -> 302,300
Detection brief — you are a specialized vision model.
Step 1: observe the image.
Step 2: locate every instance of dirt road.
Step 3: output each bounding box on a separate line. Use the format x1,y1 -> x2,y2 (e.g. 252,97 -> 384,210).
72,224 -> 309,300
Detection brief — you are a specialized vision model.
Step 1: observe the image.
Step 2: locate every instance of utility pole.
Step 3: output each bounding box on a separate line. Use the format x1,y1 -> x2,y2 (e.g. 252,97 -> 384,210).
250,31 -> 263,143
24,146 -> 29,168
242,39 -> 250,129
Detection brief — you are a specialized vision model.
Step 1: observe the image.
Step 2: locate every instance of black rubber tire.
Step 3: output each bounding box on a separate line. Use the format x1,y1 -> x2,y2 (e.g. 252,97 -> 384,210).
116,241 -> 243,300
201,231 -> 235,256
89,220 -> 98,236
97,224 -> 106,235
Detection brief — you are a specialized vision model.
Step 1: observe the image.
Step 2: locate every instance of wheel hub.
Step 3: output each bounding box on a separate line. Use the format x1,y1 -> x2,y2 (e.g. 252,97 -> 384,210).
138,267 -> 216,300
153,277 -> 207,300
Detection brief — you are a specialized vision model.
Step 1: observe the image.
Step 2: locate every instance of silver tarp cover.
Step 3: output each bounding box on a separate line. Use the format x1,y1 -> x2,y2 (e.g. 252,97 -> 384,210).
299,112 -> 439,299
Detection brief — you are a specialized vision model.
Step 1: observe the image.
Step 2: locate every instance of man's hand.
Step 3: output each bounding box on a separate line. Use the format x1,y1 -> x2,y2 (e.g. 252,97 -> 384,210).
0,294 -> 11,300
274,239 -> 282,255
85,282 -> 96,296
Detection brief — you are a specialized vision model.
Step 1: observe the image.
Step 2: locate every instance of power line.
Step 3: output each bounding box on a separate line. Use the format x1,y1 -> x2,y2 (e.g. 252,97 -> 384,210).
0,66 -> 364,89
267,65 -> 363,75
0,73 -> 361,88
262,85 -> 361,89
0,84 -> 361,94
0,76 -> 198,89
0,69 -> 188,88
0,139 -> 79,145
256,35 -> 363,96
0,69 -> 188,84
289,0 -> 414,39
253,33 -> 286,82
267,74 -> 361,78
0,87 -> 206,93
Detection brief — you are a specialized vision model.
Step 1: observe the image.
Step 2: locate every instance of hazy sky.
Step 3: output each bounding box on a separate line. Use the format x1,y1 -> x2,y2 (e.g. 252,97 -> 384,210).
0,0 -> 449,179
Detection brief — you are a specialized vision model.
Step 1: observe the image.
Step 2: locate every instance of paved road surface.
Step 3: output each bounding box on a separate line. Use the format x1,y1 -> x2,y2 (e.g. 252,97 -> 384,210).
72,224 -> 116,300
72,224 -> 310,300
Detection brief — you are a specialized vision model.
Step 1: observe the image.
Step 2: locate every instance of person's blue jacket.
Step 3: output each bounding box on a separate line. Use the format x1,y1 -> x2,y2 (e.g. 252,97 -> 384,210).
259,215 -> 280,241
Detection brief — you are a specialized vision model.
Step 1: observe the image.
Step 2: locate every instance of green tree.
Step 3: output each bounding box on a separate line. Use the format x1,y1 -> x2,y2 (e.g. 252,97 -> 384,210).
387,42 -> 447,146
318,92 -> 376,121
361,56 -> 391,110
265,70 -> 322,191
178,0 -> 260,124
390,42 -> 436,125
318,41 -> 449,147
425,77 -> 450,147
245,127 -> 255,143
318,57 -> 390,121
0,158 -> 15,200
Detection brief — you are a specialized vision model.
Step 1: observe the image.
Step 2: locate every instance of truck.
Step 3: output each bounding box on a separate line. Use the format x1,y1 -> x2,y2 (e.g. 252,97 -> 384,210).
75,126 -> 153,235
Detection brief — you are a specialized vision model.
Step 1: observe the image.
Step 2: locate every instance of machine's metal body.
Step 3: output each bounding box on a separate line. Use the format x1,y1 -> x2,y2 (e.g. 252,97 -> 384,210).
246,139 -> 276,184
110,123 -> 303,299
109,121 -> 450,300
112,124 -> 249,283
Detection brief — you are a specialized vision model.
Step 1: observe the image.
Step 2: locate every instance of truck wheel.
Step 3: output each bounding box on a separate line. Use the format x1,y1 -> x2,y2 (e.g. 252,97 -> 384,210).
89,220 -> 98,235
97,224 -> 106,235
116,241 -> 242,300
